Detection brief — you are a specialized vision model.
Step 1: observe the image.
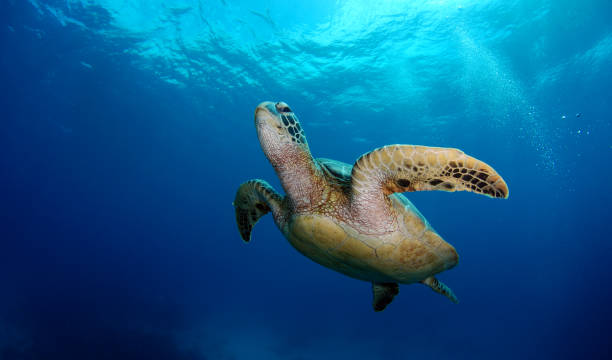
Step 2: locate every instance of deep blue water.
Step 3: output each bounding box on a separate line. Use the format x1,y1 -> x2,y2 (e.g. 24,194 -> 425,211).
1,0 -> 611,359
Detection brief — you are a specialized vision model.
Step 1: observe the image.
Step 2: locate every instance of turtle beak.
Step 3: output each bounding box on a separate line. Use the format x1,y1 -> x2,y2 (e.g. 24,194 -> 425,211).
255,101 -> 279,126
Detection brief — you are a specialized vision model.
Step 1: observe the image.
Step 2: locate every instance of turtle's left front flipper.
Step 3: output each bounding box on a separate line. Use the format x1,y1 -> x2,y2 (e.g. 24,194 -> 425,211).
233,179 -> 283,243
351,145 -> 509,200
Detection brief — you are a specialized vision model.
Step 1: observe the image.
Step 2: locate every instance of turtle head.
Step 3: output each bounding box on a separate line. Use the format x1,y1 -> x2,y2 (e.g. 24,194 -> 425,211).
254,101 -> 322,209
255,101 -> 311,164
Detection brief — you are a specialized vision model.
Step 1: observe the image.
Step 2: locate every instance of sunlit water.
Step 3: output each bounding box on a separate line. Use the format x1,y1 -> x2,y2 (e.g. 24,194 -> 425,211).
2,0 -> 612,359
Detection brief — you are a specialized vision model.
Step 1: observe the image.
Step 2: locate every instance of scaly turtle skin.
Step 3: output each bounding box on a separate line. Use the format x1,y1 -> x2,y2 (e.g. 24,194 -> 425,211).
234,101 -> 509,311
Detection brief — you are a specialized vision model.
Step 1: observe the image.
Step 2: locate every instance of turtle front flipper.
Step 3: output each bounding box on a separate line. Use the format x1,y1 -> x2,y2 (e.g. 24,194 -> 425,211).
233,179 -> 283,243
351,145 -> 509,199
349,145 -> 508,231
421,276 -> 459,304
372,282 -> 399,312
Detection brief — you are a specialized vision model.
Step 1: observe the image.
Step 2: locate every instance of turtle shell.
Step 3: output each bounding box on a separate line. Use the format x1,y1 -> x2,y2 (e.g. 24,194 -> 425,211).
285,193 -> 458,284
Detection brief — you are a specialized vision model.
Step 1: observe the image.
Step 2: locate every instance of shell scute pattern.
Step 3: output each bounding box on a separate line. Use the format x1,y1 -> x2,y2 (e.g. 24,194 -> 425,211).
287,193 -> 455,284
374,243 -> 397,261
289,214 -> 391,281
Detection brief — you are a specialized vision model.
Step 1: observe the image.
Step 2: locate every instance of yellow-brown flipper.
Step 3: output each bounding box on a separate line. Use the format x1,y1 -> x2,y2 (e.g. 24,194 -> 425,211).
421,276 -> 459,304
351,145 -> 509,199
233,179 -> 283,243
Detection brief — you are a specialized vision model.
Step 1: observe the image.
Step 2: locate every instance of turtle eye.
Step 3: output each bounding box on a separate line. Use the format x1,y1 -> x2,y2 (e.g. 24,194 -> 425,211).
275,102 -> 292,113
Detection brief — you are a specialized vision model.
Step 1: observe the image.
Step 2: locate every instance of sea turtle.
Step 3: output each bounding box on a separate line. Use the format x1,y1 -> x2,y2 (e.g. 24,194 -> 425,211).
234,101 -> 509,311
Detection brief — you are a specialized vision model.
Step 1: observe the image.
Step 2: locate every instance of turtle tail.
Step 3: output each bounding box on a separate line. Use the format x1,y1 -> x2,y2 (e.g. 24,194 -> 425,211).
233,179 -> 283,243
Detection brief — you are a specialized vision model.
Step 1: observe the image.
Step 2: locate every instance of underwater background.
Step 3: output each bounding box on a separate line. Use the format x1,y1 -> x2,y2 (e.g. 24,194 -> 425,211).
1,0 -> 611,359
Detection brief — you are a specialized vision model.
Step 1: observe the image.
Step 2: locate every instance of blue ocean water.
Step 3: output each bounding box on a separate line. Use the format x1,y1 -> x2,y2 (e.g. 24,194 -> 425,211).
1,0 -> 611,359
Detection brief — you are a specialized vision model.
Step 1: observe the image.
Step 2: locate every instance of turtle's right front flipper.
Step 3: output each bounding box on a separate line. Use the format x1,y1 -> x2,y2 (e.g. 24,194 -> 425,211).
233,179 -> 283,242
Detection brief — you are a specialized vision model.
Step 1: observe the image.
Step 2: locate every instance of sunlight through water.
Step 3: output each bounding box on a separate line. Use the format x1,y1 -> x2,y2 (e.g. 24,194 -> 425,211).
26,0 -> 586,171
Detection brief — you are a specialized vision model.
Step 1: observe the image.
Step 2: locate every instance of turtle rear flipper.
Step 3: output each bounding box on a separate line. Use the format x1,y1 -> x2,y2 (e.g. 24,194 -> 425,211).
233,179 -> 283,242
372,282 -> 399,312
421,276 -> 459,304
